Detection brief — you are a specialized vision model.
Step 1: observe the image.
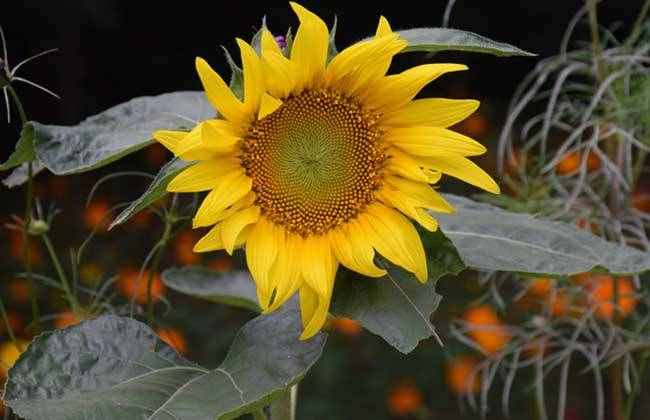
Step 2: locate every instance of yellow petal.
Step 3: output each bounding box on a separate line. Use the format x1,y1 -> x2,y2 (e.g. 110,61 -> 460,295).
376,16 -> 393,37
246,217 -> 279,309
261,51 -> 296,98
236,38 -> 264,115
330,223 -> 386,277
220,206 -> 261,254
193,170 -> 253,227
167,158 -> 240,192
173,121 -> 240,159
359,204 -> 428,282
385,147 -> 433,183
360,63 -> 468,112
289,2 -> 329,90
417,155 -> 500,194
299,284 -> 333,340
153,130 -> 186,155
384,126 -> 487,157
195,57 -> 246,125
377,186 -> 439,232
193,223 -> 224,252
261,29 -> 283,56
266,232 -> 303,312
324,34 -> 406,93
201,119 -> 242,148
382,98 -> 480,128
300,235 -> 336,298
385,176 -> 454,213
195,191 -> 257,228
258,93 -> 283,119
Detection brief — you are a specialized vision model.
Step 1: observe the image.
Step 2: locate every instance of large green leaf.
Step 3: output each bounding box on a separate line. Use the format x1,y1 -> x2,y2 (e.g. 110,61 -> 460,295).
5,307 -> 326,420
162,266 -> 259,312
437,194 -> 650,275
32,91 -> 212,175
332,230 -> 463,353
397,27 -> 535,56
2,160 -> 45,188
109,158 -> 194,230
0,123 -> 35,171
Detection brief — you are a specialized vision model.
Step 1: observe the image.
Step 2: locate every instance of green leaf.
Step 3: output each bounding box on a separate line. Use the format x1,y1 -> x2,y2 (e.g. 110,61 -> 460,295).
5,307 -> 326,420
109,158 -> 194,230
32,91 -> 213,175
0,123 -> 35,171
437,194 -> 650,275
2,160 -> 45,188
397,28 -> 535,56
332,230 -> 463,353
162,266 -> 260,312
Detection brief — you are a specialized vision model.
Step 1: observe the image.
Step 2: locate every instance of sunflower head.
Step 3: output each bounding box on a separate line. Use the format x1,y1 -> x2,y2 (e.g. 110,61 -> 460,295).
154,2 -> 499,339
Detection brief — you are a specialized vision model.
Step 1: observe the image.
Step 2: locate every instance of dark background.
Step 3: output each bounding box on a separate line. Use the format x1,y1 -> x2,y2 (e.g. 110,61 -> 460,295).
0,0 -> 645,151
1,2 -> 648,419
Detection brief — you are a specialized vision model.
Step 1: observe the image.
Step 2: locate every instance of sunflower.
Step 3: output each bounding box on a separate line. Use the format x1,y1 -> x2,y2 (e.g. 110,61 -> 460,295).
154,3 -> 499,339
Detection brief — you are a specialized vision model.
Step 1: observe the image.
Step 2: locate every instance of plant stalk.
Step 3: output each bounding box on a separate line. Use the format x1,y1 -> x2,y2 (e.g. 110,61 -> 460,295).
42,233 -> 78,312
7,84 -> 41,332
146,198 -> 176,325
624,353 -> 649,420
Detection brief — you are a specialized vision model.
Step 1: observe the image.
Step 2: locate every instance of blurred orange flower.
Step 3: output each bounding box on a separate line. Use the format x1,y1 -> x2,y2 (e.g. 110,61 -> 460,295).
84,199 -> 111,231
632,190 -> 650,213
7,279 -> 33,304
157,328 -> 188,355
386,380 -> 423,417
463,305 -> 511,354
556,151 -> 601,175
460,113 -> 489,137
118,268 -> 165,304
585,276 -> 637,320
207,255 -> 234,272
0,310 -> 24,338
528,277 -> 553,298
446,356 -> 481,394
54,311 -> 85,330
328,317 -> 362,336
175,231 -> 201,265
8,229 -> 42,265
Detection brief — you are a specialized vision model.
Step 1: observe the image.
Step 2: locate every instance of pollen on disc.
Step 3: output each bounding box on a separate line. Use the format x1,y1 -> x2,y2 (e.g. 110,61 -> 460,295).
241,89 -> 386,236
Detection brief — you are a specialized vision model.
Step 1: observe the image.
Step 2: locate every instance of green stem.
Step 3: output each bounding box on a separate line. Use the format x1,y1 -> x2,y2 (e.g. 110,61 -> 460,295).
42,234 -> 78,312
146,200 -> 176,325
269,386 -> 297,420
624,353 -> 649,420
7,85 -> 41,332
610,359 -> 625,420
624,0 -> 650,48
0,297 -> 17,343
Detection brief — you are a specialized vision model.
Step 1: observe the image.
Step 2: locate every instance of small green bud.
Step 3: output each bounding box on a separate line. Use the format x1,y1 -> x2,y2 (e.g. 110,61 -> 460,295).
28,219 -> 50,236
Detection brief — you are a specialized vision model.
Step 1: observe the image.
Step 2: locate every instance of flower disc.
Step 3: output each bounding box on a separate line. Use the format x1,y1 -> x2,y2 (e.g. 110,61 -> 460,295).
242,89 -> 386,236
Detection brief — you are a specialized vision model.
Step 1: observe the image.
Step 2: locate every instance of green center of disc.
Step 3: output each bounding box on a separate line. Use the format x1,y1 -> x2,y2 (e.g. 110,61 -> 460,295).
242,89 -> 385,236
